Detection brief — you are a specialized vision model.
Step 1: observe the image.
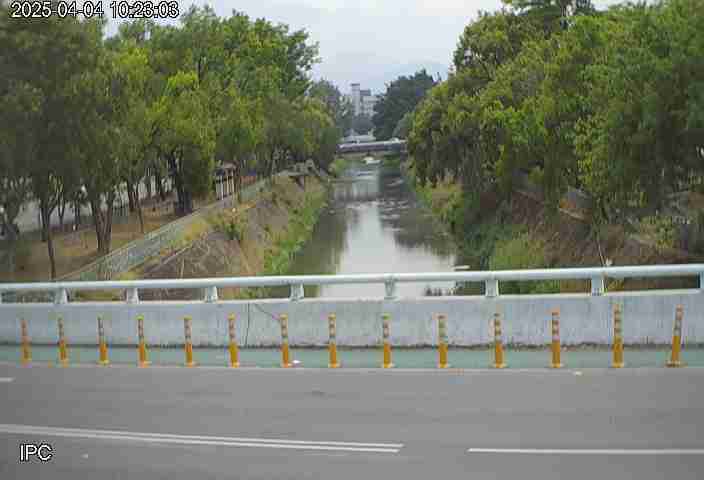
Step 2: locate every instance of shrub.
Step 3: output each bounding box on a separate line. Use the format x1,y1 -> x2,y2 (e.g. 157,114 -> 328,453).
635,215 -> 677,250
212,214 -> 245,242
489,231 -> 560,294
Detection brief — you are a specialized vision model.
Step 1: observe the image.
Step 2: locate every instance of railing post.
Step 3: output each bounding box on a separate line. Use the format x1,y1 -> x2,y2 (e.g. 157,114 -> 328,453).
485,279 -> 499,298
667,305 -> 684,368
204,286 -> 219,303
700,273 -> 704,292
384,278 -> 397,300
290,284 -> 305,301
591,276 -> 605,296
0,291 -> 3,304
126,288 -> 140,304
54,289 -> 68,305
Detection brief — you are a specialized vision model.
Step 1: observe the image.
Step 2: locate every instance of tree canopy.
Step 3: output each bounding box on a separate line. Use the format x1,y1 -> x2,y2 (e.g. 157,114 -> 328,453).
408,0 -> 704,229
0,5 -> 340,278
372,70 -> 437,140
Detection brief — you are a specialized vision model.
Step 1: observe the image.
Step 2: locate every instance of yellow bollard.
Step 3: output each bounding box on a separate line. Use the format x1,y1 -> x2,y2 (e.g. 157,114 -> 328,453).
280,314 -> 292,368
57,315 -> 69,367
550,310 -> 563,369
137,315 -> 151,368
97,316 -> 109,366
667,305 -> 684,368
328,314 -> 340,369
492,312 -> 506,369
20,318 -> 32,365
381,313 -> 394,369
228,314 -> 240,368
183,316 -> 196,367
437,314 -> 449,369
612,304 -> 625,368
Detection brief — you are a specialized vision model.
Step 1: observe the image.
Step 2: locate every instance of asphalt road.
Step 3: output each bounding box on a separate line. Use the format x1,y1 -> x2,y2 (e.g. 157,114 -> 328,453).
1,363 -> 703,479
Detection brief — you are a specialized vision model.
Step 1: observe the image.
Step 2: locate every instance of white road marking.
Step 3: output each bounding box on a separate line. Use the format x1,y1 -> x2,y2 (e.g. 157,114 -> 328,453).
0,378 -> 14,383
0,424 -> 402,454
468,448 -> 704,456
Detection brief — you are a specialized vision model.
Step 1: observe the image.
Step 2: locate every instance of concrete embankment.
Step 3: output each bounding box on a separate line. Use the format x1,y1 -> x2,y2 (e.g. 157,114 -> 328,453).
1,290 -> 702,347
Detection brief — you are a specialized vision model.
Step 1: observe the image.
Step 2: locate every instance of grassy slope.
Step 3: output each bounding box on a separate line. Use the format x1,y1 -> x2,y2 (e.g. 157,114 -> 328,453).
403,160 -> 701,293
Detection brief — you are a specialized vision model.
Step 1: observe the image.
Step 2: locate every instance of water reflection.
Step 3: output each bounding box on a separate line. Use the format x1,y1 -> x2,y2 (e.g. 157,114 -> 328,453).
284,162 -> 456,297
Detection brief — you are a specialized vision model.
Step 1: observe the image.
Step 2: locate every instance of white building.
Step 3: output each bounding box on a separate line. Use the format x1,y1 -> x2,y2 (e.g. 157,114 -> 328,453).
349,83 -> 378,117
361,94 -> 378,117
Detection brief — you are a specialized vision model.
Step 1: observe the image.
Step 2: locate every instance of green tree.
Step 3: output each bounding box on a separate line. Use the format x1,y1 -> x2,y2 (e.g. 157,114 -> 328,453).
151,71 -> 216,214
308,79 -> 352,133
0,13 -> 103,278
372,70 -> 437,140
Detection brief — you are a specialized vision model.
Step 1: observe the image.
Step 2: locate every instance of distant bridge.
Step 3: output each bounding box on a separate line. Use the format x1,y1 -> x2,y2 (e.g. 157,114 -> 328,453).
337,140 -> 407,155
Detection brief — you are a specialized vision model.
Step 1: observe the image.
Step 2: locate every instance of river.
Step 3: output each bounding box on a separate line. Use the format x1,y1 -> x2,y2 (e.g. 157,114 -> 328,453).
283,159 -> 457,298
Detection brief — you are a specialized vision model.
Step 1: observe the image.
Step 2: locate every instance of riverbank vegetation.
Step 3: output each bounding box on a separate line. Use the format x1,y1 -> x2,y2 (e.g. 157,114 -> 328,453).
402,0 -> 703,290
0,7 -> 345,280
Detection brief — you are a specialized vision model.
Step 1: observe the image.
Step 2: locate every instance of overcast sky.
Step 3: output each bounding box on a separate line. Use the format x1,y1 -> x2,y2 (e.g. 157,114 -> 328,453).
110,0 -> 624,94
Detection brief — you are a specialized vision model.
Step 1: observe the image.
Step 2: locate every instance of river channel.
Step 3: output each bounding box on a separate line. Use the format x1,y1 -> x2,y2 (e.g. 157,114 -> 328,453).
283,159 -> 457,298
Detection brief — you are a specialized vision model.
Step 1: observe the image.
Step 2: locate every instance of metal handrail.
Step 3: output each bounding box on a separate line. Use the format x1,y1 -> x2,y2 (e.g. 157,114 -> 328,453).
1,264 -> 703,304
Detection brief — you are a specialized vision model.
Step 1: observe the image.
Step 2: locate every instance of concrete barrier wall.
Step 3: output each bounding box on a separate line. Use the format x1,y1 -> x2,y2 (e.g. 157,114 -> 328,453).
1,290 -> 703,347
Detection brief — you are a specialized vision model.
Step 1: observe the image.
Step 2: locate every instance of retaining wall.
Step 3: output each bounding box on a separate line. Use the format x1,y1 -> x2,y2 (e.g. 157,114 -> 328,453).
1,290 -> 702,347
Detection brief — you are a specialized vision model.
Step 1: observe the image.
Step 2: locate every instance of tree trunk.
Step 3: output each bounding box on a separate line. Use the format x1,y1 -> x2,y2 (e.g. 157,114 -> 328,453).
90,192 -> 116,256
39,202 -> 56,279
169,154 -> 193,215
126,180 -> 136,213
145,170 -> 153,199
57,193 -> 66,231
73,199 -> 82,228
135,190 -> 145,234
40,210 -> 47,242
155,168 -> 166,201
1,217 -> 18,273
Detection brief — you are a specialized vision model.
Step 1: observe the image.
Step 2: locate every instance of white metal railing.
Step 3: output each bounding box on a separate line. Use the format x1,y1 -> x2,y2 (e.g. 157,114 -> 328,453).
1,264 -> 703,305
